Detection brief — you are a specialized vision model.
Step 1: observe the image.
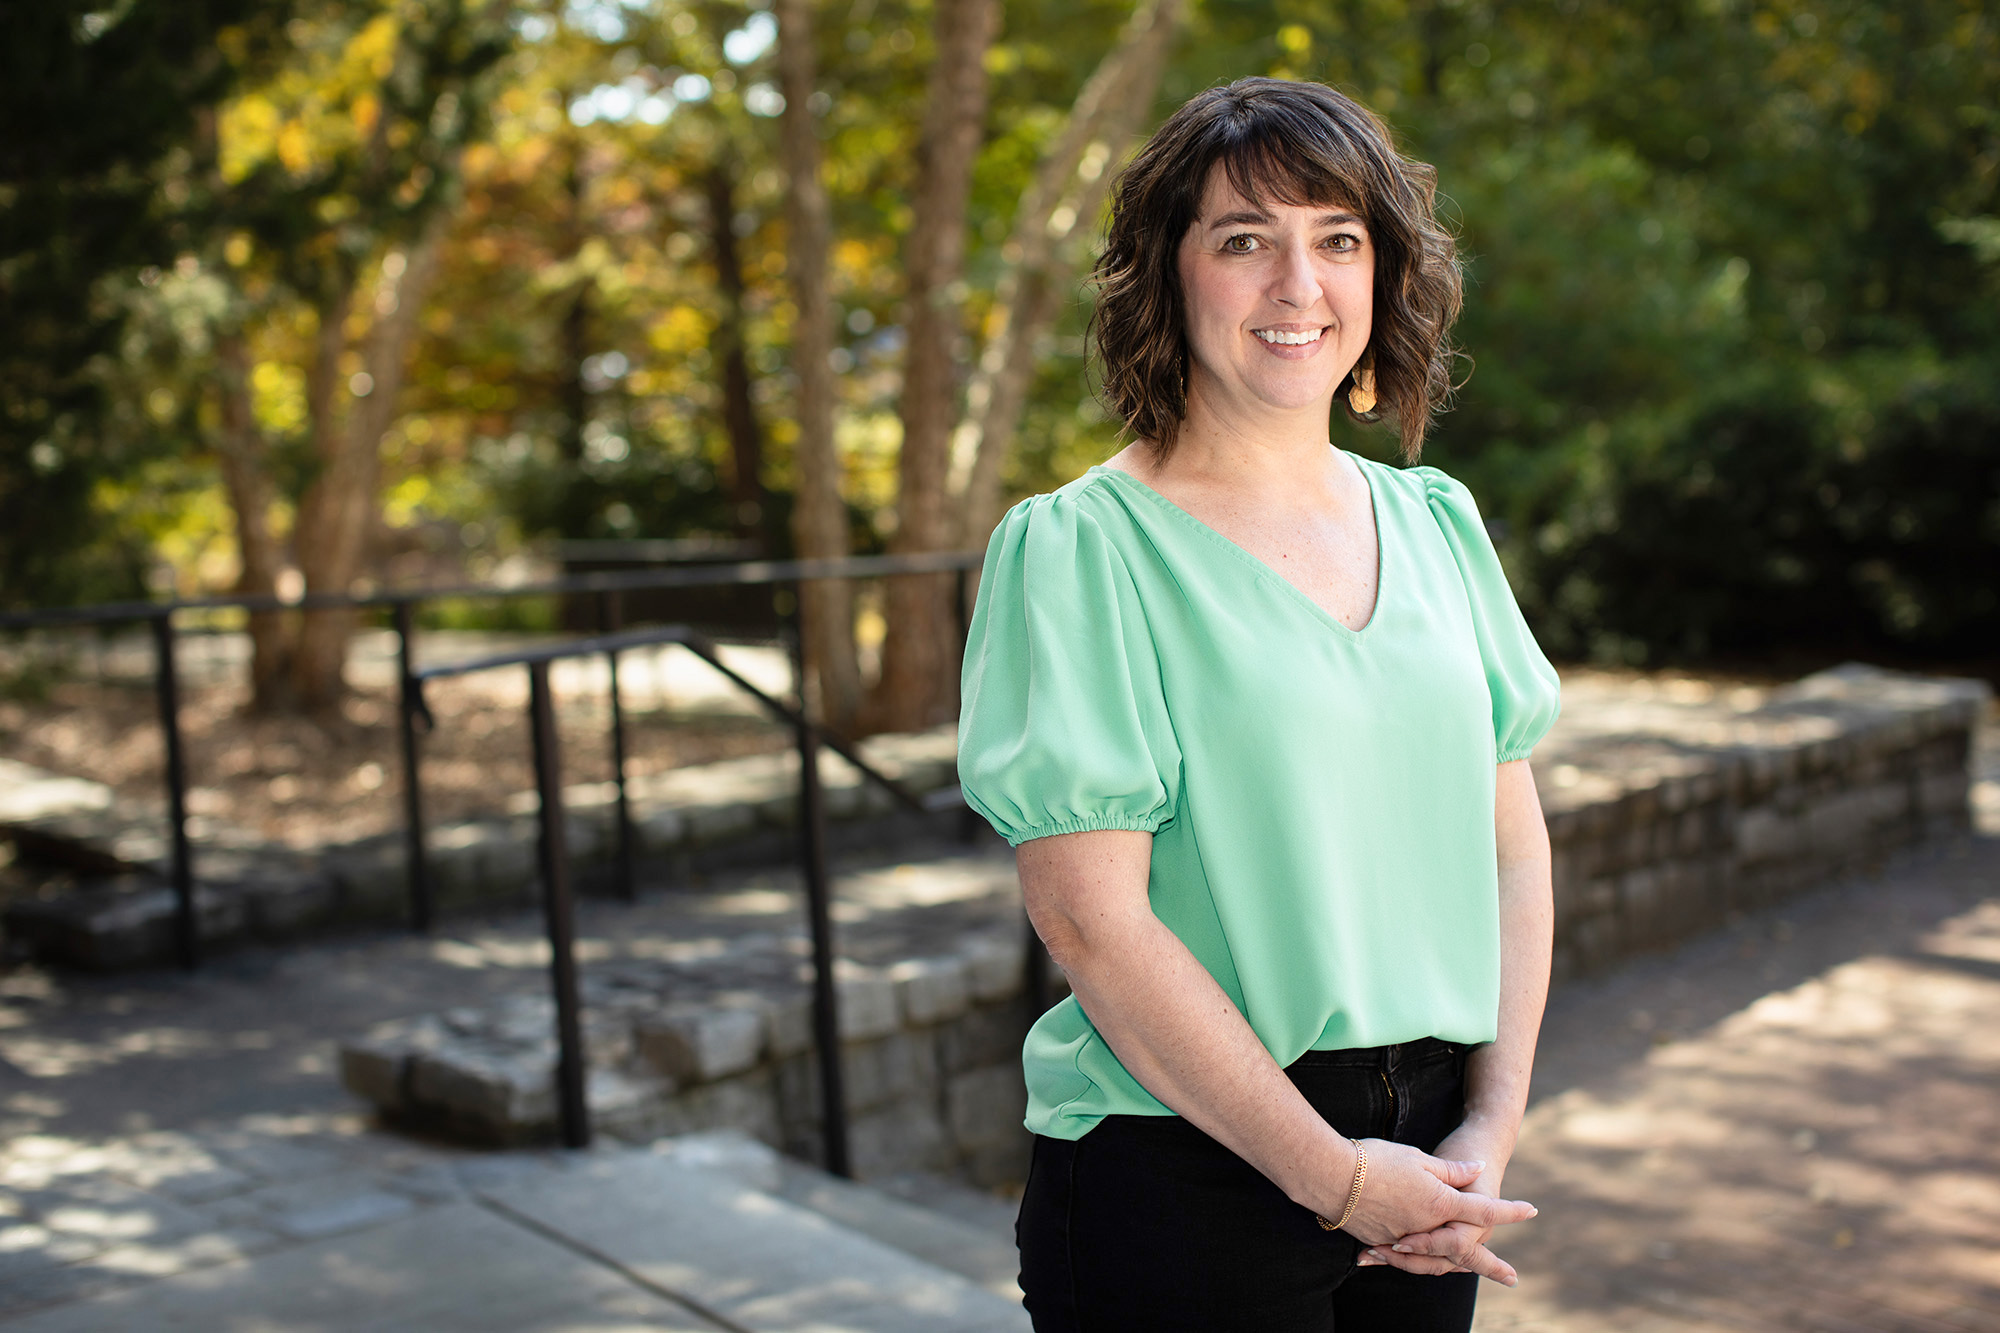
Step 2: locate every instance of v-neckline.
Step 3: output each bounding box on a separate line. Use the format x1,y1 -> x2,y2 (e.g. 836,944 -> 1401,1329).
1089,449 -> 1388,642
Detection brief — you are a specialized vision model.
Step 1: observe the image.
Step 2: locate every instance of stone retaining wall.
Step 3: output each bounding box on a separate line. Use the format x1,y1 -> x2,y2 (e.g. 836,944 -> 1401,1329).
1536,664 -> 1986,982
3,729 -> 963,969
338,664 -> 1990,1183
341,925 -> 1045,1186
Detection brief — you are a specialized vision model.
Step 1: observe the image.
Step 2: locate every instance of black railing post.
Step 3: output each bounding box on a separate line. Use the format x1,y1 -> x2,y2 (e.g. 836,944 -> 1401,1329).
597,591 -> 635,901
394,601 -> 433,932
528,661 -> 591,1149
787,593 -> 851,1177
150,611 -> 198,971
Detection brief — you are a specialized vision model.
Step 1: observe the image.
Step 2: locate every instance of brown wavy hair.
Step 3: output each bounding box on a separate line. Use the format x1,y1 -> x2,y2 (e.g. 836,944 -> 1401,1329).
1090,77 -> 1464,462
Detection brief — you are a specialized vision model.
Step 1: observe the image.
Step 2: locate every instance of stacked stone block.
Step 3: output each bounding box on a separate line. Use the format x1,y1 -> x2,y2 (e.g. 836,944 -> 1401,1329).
1539,665 -> 1987,981
341,926 -> 1042,1187
3,728 -> 962,969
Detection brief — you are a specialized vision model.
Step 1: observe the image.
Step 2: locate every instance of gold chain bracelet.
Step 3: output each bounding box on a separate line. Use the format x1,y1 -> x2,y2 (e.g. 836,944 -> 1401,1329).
1315,1143 -> 1369,1232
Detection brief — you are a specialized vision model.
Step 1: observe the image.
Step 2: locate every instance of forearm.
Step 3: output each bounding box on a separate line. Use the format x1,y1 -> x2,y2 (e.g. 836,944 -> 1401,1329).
1049,894 -> 1358,1214
1456,760 -> 1555,1168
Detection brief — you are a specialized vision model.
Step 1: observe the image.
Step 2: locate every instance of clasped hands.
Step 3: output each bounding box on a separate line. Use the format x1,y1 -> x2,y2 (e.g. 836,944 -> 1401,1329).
1336,1138 -> 1535,1287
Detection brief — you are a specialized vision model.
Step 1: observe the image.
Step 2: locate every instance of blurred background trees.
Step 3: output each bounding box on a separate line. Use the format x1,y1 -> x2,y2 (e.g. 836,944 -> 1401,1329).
4,0 -> 1995,726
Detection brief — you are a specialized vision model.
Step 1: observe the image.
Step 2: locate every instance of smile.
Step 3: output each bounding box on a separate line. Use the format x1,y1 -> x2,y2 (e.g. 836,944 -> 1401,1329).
1253,327 -> 1325,346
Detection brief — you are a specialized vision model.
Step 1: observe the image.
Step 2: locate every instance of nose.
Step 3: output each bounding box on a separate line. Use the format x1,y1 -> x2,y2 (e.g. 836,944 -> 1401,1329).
1268,236 -> 1320,309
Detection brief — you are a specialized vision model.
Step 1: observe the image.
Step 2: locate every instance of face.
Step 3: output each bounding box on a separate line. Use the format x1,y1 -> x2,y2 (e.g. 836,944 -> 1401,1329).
1174,164 -> 1375,426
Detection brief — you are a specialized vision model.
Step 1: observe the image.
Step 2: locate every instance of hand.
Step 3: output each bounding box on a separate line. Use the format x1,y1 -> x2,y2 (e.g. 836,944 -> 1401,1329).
1355,1128 -> 1522,1285
1337,1138 -> 1534,1287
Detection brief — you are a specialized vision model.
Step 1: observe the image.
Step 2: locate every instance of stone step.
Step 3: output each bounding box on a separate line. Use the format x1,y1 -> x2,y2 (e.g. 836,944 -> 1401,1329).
1,726 -> 965,970
337,846 -> 1049,1184
0,1199 -> 735,1332
659,1131 -> 1021,1301
469,1142 -> 1031,1333
0,1134 -> 1027,1332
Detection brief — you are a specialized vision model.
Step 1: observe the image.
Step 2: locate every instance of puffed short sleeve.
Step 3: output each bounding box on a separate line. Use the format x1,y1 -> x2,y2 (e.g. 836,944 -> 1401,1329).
957,492 -> 1182,846
1415,466 -> 1562,763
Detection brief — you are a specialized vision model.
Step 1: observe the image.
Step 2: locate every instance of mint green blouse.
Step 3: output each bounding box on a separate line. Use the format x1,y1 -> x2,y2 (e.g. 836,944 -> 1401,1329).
957,452 -> 1561,1141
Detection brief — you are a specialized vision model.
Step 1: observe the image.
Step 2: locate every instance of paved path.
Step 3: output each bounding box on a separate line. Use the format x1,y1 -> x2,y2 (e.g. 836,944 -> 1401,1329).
1478,831 -> 2000,1332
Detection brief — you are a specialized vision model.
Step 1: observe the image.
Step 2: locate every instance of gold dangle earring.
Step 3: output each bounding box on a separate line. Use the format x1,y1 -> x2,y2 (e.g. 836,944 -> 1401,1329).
1347,351 -> 1377,415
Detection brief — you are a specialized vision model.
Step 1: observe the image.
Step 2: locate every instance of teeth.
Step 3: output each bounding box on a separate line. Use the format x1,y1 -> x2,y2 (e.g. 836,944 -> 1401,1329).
1254,328 -> 1323,346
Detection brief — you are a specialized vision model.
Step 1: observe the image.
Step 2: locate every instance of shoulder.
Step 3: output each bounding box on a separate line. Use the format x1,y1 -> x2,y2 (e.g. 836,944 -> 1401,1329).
989,469 -> 1141,552
1376,460 -> 1493,543
1389,460 -> 1480,513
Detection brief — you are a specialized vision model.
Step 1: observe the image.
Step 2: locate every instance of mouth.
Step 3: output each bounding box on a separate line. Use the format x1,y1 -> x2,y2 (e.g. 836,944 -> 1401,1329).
1252,326 -> 1326,346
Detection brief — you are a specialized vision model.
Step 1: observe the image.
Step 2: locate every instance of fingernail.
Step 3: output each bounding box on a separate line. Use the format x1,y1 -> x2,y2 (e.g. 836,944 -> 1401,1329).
1527,1206 -> 1539,1217
1391,1244 -> 1412,1253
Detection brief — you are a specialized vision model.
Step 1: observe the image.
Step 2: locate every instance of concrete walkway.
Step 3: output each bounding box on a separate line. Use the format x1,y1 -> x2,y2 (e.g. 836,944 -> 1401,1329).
1477,831 -> 2000,1332
1,724 -> 1994,1329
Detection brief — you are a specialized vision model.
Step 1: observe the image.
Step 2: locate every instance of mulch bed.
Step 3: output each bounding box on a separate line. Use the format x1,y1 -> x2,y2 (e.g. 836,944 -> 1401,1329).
0,676 -> 790,851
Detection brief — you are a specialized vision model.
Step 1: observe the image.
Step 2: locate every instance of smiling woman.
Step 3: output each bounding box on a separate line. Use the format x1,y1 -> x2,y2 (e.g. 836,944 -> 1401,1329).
1092,78 -> 1463,461
958,79 -> 1559,1332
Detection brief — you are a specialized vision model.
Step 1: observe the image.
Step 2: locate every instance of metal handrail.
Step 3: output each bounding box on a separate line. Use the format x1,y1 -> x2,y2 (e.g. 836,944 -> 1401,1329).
0,551 -> 983,970
407,620 -> 947,1169
4,554 -> 991,1171
0,550 -> 984,631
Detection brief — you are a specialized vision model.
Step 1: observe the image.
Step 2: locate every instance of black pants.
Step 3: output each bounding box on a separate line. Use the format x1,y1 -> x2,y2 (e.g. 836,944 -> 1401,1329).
1016,1038 -> 1480,1332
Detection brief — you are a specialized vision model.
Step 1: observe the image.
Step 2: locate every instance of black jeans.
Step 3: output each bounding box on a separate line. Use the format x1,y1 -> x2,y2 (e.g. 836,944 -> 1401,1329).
1016,1038 -> 1480,1332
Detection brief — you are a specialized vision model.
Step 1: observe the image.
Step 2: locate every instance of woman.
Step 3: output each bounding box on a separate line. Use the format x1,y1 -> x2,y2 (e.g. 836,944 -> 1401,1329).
957,78 -> 1561,1331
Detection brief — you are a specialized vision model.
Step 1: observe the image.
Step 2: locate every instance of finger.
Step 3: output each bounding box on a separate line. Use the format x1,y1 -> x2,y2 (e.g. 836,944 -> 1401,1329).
1389,1223 -> 1519,1286
1452,1242 -> 1520,1287
1421,1156 -> 1488,1189
1361,1247 -> 1461,1277
1453,1194 -> 1537,1229
1390,1220 -> 1486,1258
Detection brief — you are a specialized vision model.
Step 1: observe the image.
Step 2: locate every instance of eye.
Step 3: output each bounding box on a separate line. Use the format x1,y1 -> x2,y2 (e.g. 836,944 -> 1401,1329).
1222,233 -> 1260,254
1323,232 -> 1362,252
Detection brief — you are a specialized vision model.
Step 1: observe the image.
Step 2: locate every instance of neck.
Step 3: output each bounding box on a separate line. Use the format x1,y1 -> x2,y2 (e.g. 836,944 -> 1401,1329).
1151,375 -> 1342,490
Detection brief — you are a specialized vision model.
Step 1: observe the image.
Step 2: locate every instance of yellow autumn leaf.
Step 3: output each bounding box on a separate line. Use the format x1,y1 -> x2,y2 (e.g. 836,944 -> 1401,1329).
277,119 -> 311,174
649,304 -> 713,355
350,13 -> 400,81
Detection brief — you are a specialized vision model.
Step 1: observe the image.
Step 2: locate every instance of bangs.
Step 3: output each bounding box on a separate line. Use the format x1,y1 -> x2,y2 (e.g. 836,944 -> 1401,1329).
1211,115 -> 1369,218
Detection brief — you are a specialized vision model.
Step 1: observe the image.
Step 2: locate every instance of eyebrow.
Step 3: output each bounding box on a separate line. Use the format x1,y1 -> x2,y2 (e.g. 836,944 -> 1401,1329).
1205,209 -> 1364,231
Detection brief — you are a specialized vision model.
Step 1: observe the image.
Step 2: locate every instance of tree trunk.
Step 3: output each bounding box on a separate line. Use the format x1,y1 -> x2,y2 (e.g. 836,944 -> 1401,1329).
950,0 -> 1184,545
555,140 -> 592,535
869,0 -> 1002,734
705,160 -> 770,549
214,330 -> 295,713
289,224 -> 447,715
776,0 -> 862,731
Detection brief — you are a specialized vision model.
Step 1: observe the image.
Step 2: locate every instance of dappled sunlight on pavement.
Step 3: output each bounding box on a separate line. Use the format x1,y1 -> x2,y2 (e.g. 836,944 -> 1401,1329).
1479,834 -> 2000,1332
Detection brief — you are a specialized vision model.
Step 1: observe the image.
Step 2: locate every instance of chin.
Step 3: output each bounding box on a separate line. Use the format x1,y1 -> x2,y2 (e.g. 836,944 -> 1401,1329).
1248,379 -> 1341,414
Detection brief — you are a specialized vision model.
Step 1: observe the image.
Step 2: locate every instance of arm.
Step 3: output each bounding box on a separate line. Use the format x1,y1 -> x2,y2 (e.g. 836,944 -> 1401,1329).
1362,757 -> 1554,1278
1018,829 -> 1537,1283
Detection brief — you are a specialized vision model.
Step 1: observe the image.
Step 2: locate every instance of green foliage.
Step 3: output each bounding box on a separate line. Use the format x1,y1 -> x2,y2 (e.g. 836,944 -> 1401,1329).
0,0 -> 295,607
9,0 -> 1995,676
1525,357 -> 2000,666
418,591 -> 558,631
